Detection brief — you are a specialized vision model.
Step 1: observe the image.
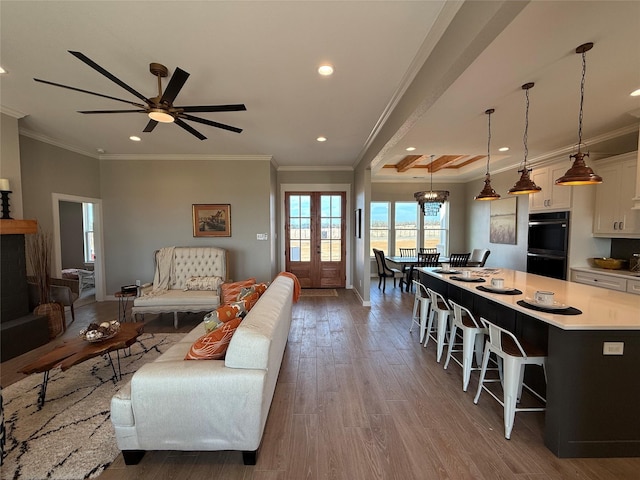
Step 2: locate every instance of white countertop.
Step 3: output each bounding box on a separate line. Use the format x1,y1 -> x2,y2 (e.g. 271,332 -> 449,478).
419,267 -> 640,331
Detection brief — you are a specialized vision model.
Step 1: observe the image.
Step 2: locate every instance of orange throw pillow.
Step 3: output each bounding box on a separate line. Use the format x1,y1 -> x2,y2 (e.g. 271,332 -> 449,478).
221,278 -> 256,304
185,317 -> 242,360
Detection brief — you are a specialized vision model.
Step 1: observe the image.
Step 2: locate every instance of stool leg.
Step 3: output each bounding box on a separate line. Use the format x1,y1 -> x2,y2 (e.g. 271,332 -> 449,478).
423,307 -> 437,348
502,356 -> 522,439
443,324 -> 458,370
435,311 -> 449,363
419,299 -> 429,344
474,331 -> 485,367
474,346 -> 491,404
410,297 -> 419,333
462,329 -> 478,391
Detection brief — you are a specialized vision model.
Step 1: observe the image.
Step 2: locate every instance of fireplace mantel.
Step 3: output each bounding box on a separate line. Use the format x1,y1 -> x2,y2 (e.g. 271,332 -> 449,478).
0,219 -> 37,235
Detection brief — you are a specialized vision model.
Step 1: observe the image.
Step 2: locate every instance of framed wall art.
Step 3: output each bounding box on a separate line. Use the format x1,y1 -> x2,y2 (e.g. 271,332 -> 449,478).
489,197 -> 517,245
193,204 -> 231,237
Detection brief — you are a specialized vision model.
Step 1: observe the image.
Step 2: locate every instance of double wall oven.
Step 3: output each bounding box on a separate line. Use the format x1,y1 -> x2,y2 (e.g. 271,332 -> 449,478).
526,211 -> 570,280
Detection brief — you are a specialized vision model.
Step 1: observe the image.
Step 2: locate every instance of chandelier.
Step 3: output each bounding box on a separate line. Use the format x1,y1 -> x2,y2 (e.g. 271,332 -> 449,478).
414,155 -> 449,215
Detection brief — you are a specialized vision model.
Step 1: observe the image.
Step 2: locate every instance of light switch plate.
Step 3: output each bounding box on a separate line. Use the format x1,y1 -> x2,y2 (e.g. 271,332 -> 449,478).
603,342 -> 624,355
256,233 -> 268,240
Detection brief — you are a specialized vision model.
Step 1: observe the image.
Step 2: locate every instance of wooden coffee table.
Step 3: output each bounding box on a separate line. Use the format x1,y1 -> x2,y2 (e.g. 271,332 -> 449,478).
20,322 -> 144,408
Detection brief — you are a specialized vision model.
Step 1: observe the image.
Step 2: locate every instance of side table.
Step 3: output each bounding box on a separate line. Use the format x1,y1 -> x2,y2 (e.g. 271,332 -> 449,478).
115,291 -> 137,323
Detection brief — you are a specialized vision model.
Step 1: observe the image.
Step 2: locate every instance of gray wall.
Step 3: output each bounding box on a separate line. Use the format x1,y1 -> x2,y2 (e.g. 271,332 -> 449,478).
100,158 -> 274,293
1,113 -> 25,219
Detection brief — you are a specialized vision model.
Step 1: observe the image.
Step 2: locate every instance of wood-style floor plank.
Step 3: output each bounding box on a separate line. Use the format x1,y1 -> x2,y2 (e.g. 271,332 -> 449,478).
3,285 -> 640,479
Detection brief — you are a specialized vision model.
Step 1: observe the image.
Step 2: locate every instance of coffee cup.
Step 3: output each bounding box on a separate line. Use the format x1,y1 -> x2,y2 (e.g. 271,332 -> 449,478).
462,270 -> 472,279
440,263 -> 450,272
491,278 -> 505,288
534,290 -> 554,305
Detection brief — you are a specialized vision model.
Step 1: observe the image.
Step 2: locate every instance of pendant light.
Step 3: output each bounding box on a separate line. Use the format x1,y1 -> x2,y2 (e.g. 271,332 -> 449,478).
509,82 -> 541,195
414,155 -> 449,216
555,42 -> 602,186
475,108 -> 501,201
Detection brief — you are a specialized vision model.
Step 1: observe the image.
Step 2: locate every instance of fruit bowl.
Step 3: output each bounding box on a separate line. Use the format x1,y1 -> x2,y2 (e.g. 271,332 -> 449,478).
592,258 -> 627,270
80,320 -> 120,342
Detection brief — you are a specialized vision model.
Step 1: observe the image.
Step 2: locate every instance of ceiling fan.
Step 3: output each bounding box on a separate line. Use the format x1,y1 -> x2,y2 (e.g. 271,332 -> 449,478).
34,50 -> 246,140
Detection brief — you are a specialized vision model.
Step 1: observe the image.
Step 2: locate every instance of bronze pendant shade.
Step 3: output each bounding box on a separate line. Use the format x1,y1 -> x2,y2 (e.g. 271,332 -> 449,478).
509,82 -> 541,195
475,108 -> 501,201
555,42 -> 602,186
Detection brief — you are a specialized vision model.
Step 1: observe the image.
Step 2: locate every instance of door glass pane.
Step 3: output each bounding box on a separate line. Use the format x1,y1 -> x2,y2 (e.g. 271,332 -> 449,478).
289,195 -> 311,261
320,194 -> 341,261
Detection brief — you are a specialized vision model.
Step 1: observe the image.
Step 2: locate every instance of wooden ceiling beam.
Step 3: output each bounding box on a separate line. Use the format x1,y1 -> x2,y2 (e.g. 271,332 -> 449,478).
427,155 -> 464,172
445,155 -> 485,169
394,155 -> 426,172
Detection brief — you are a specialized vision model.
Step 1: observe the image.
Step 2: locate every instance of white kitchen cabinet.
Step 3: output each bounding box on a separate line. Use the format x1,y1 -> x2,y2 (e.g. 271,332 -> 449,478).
570,269 -> 627,292
528,163 -> 573,212
593,152 -> 640,237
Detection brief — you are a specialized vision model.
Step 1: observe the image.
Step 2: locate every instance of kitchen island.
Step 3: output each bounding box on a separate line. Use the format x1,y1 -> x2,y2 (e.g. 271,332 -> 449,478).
418,267 -> 640,458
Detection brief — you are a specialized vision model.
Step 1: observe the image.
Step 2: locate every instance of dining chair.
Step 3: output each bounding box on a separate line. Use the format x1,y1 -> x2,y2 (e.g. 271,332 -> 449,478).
443,300 -> 487,391
409,252 -> 440,286
467,249 -> 491,267
473,317 -> 547,439
410,280 -> 431,343
372,248 -> 405,293
448,252 -> 470,267
419,247 -> 437,254
399,248 -> 417,257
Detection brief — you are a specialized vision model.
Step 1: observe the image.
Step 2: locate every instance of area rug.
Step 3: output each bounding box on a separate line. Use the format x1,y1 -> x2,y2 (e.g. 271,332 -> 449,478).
2,332 -> 183,480
299,289 -> 338,297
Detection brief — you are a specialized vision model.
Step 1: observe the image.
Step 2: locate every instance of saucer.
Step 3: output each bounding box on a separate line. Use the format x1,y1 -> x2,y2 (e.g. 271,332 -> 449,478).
484,285 -> 515,293
523,297 -> 569,310
434,269 -> 460,274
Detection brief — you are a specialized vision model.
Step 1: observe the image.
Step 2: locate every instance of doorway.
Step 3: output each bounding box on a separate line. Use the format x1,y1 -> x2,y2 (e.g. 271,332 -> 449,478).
285,191 -> 346,288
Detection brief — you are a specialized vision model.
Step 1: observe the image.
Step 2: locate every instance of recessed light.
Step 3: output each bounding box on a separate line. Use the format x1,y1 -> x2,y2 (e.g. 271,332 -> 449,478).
631,88 -> 640,97
318,64 -> 334,76
406,147 -> 416,152
317,136 -> 327,142
499,147 -> 510,152
97,148 -> 105,154
0,66 -> 6,74
129,136 -> 141,142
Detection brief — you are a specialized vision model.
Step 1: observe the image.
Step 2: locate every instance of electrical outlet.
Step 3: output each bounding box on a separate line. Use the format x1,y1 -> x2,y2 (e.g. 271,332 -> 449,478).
603,342 -> 624,355
256,233 -> 268,240
135,279 -> 141,286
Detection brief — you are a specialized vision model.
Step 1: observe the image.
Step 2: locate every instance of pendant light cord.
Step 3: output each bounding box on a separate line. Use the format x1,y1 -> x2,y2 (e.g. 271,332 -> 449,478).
577,49 -> 586,150
523,86 -> 530,169
486,110 -> 492,175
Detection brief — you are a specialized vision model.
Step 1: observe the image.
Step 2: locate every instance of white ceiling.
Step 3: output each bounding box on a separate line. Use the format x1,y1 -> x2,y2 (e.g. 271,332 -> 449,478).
1,1 -> 639,184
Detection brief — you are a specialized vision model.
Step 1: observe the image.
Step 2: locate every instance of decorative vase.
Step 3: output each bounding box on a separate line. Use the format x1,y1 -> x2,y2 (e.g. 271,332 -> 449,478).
34,302 -> 65,339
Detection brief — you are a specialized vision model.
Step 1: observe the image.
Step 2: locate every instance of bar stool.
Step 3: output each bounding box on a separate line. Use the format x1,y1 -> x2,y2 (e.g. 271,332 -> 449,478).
409,280 -> 431,343
424,289 -> 452,363
443,300 -> 487,391
473,317 -> 547,439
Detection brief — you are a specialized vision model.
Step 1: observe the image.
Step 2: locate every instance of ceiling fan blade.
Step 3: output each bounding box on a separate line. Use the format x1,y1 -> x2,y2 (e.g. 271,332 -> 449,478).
143,119 -> 158,132
78,109 -> 146,114
160,67 -> 189,105
177,104 -> 247,113
34,78 -> 147,108
68,50 -> 149,103
175,118 -> 206,140
181,113 -> 243,133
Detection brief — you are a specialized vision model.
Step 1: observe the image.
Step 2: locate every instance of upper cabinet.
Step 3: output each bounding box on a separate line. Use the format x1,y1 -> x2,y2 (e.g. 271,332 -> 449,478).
593,152 -> 640,238
529,162 -> 573,213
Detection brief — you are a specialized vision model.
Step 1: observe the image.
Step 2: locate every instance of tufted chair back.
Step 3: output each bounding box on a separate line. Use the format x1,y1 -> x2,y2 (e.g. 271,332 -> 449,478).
157,247 -> 227,289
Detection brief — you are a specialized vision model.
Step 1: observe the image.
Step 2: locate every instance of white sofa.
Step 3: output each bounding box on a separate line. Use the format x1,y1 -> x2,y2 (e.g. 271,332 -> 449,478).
111,274 -> 295,466
132,246 -> 227,328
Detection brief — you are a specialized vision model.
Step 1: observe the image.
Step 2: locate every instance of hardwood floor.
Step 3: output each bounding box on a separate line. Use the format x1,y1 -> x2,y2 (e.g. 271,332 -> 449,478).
3,286 -> 639,479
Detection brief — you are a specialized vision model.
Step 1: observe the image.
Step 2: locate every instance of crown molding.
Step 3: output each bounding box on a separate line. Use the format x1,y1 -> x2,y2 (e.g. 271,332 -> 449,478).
1,105 -> 28,119
278,165 -> 353,172
99,153 -> 272,161
19,128 -> 99,158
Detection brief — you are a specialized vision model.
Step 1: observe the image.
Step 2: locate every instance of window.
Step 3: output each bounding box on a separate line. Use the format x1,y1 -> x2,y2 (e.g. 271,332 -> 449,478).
370,202 -> 389,255
82,203 -> 95,263
394,202 -> 418,255
423,202 -> 449,256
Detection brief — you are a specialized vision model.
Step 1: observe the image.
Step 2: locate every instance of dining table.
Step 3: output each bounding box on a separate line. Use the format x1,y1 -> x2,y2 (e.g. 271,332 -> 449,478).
386,255 -> 449,292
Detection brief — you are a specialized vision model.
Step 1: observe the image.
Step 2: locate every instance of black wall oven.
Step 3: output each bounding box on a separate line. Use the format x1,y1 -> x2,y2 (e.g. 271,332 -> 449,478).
526,211 -> 570,280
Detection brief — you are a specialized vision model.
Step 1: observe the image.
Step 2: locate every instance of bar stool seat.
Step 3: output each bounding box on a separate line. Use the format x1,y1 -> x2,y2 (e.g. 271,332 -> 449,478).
410,280 -> 431,343
473,317 -> 547,439
443,300 -> 487,391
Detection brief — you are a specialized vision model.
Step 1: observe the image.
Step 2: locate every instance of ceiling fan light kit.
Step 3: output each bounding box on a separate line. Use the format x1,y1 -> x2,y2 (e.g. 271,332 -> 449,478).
475,108 -> 501,201
556,42 -> 602,186
509,82 -> 542,195
33,51 -> 246,140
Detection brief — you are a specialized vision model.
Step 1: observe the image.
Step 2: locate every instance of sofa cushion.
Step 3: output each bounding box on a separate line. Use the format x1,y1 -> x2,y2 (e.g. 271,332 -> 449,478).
184,275 -> 224,291
135,289 -> 219,307
221,278 -> 256,304
203,303 -> 245,332
185,317 -> 242,360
